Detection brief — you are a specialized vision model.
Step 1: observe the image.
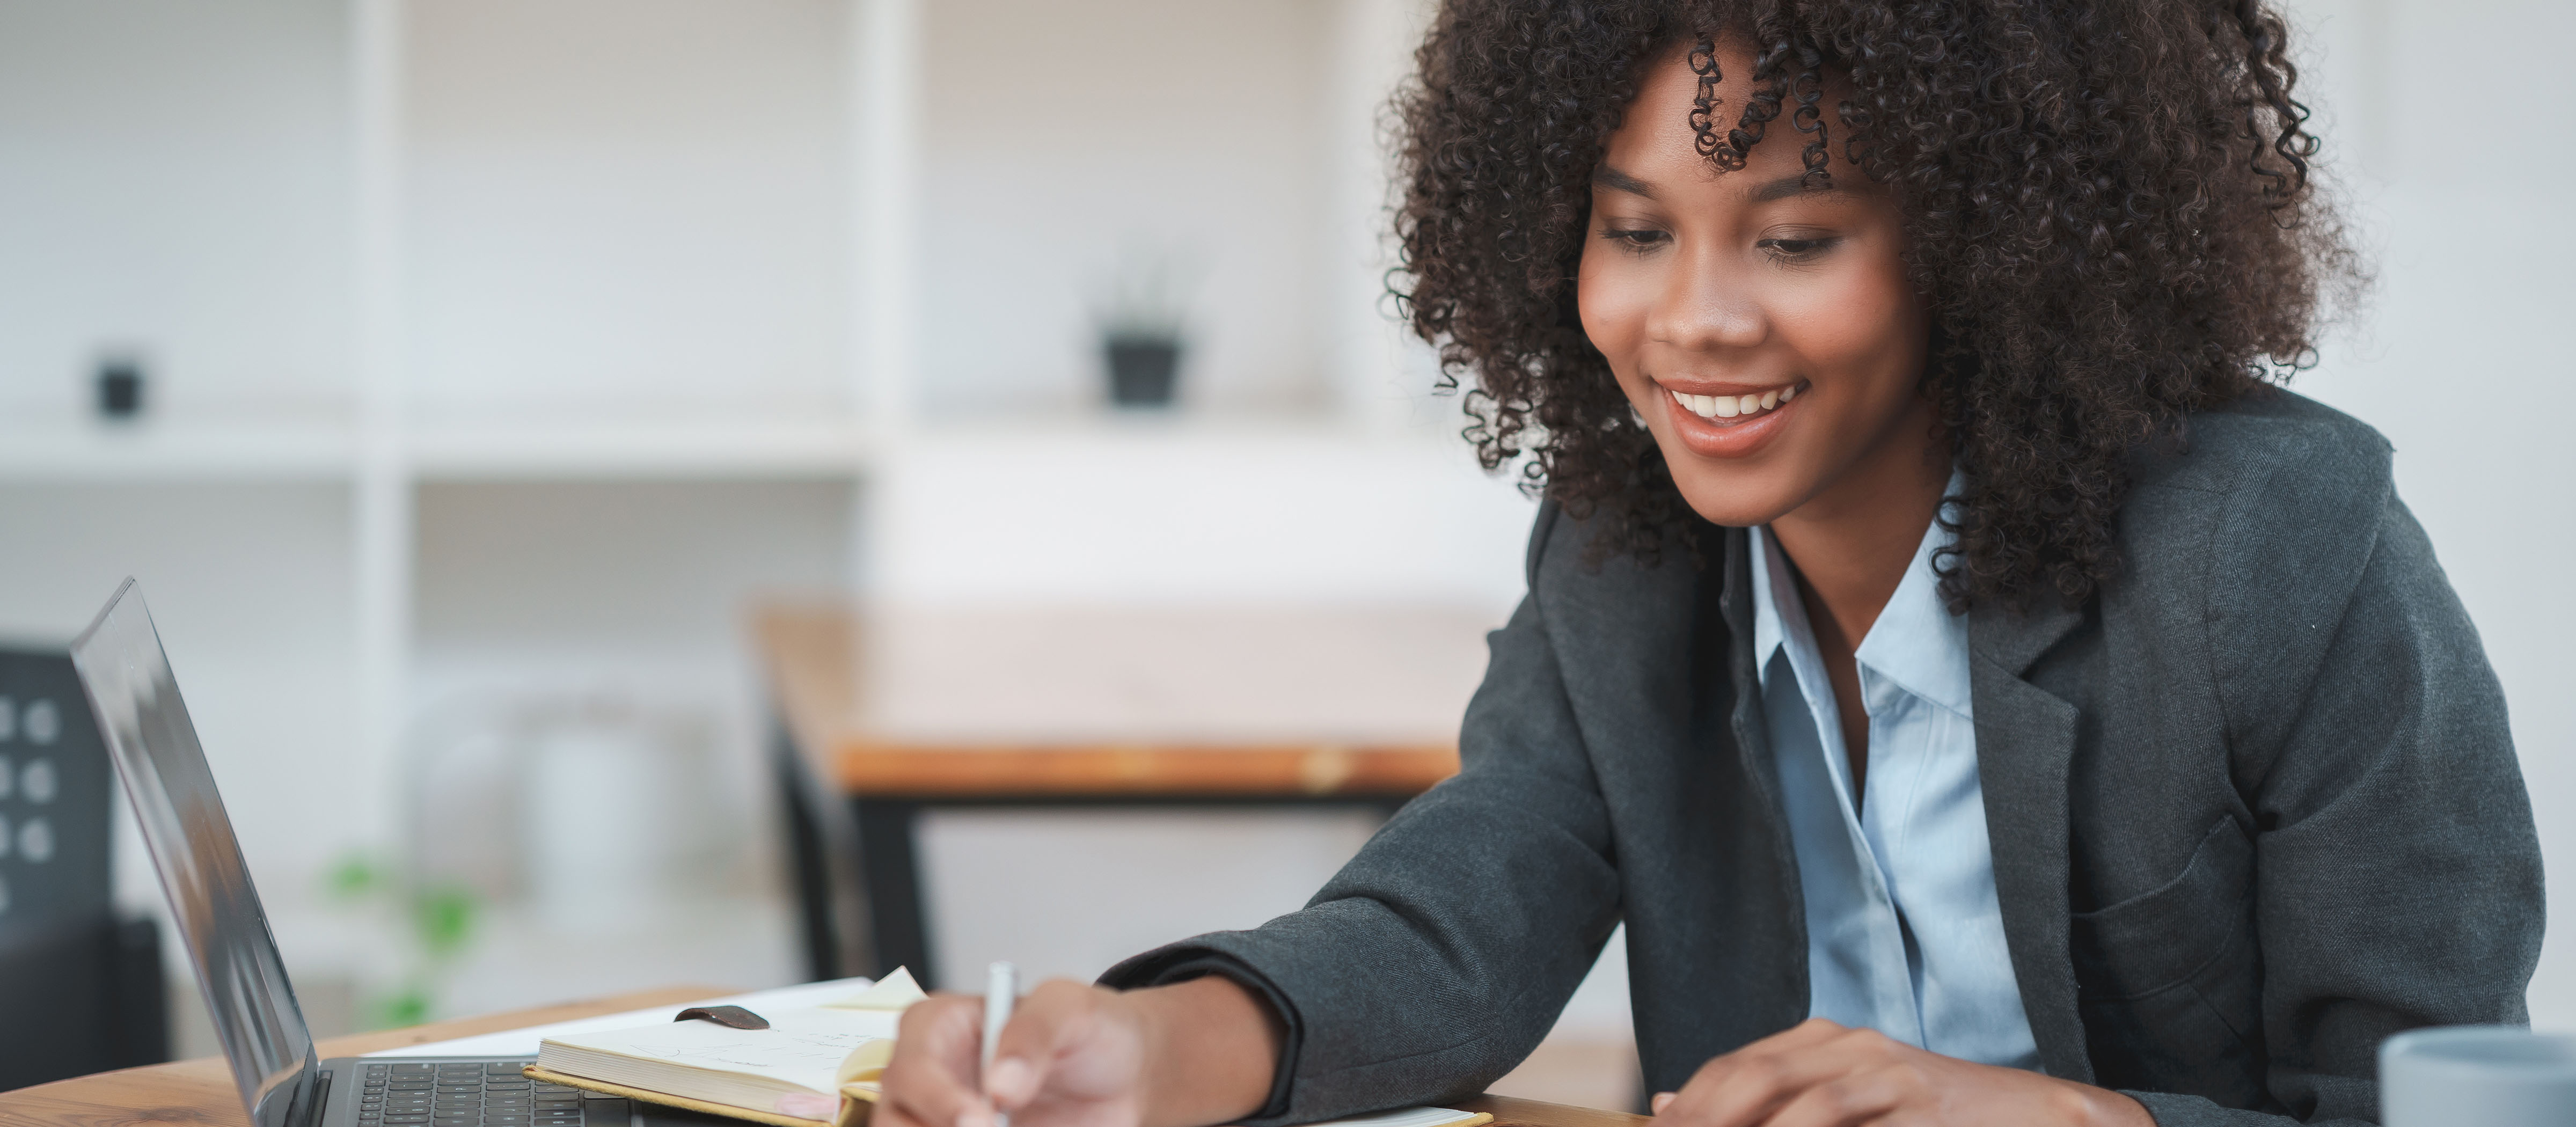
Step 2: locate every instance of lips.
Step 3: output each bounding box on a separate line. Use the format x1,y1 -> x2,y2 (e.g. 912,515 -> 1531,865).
1653,377 -> 1809,458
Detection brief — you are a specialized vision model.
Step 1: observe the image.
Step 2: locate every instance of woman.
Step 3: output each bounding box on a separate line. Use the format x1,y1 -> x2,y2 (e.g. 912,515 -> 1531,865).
877,2 -> 2542,1124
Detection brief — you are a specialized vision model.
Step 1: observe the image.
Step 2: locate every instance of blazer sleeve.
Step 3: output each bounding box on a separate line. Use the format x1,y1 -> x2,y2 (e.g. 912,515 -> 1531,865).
2134,456 -> 2545,1126
1101,503 -> 1625,1125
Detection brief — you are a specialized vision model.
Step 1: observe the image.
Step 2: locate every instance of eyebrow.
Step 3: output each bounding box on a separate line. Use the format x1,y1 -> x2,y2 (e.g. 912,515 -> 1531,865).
1594,165 -> 1853,204
1591,165 -> 1656,199
1749,173 -> 1851,202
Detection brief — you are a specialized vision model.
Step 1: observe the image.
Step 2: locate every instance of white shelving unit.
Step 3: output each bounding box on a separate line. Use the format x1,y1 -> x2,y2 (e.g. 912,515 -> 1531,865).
0,0 -> 1544,1069
1,0 -> 1578,1049
0,0 -> 1483,915
0,0 -> 1542,1045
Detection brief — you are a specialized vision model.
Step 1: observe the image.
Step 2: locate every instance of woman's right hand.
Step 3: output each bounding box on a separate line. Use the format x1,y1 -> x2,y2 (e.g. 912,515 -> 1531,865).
874,975 -> 1283,1127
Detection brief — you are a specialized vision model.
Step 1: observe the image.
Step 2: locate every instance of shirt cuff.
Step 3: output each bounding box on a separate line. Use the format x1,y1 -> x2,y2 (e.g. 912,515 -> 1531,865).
1097,948 -> 1301,1123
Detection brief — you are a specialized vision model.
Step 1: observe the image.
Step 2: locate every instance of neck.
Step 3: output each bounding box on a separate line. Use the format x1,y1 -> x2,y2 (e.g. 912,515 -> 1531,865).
1768,394 -> 1949,645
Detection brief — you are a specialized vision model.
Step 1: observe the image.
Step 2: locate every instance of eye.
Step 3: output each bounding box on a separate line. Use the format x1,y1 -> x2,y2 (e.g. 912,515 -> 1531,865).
1599,226 -> 1671,254
1757,235 -> 1840,262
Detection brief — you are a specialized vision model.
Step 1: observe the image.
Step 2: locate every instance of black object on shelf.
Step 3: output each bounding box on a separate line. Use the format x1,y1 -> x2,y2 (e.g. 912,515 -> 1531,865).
0,646 -> 170,1089
1104,337 -> 1181,408
95,358 -> 145,420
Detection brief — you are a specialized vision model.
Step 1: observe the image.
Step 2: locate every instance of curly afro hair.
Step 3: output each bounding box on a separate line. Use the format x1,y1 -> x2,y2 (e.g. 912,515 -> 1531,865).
1392,0 -> 2356,608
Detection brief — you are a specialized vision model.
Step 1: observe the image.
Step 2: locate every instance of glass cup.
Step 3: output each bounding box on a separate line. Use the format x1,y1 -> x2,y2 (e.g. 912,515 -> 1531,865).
2381,1026 -> 2576,1126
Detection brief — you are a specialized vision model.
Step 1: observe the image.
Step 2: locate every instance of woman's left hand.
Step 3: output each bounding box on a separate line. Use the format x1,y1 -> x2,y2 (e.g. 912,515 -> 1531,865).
1648,1019 -> 2154,1127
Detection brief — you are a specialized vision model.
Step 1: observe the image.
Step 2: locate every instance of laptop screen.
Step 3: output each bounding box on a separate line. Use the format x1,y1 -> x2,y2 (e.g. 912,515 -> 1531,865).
71,579 -> 317,1127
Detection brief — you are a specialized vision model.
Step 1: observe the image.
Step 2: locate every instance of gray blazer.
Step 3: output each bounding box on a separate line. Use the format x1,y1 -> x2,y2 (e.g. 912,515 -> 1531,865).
1104,390 -> 2543,1126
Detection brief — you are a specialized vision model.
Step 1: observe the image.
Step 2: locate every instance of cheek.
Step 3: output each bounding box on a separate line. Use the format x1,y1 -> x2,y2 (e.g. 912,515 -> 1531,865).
1576,245 -> 1652,376
1775,254 -> 1924,387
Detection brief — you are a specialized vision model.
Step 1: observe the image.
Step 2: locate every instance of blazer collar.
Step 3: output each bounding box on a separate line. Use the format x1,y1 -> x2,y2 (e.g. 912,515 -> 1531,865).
1966,598 -> 2091,1081
1970,598 -> 2084,679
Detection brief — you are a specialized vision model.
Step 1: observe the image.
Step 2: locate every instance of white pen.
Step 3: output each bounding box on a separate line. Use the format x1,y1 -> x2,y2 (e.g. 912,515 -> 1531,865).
982,961 -> 1020,1124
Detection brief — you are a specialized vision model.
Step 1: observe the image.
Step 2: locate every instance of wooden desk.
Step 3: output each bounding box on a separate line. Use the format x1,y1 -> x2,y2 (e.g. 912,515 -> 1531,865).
751,606 -> 1462,989
0,985 -> 721,1127
0,986 -> 1644,1127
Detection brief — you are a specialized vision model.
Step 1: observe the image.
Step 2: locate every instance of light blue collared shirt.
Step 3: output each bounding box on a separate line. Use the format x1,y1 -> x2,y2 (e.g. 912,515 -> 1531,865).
1748,505 -> 2040,1070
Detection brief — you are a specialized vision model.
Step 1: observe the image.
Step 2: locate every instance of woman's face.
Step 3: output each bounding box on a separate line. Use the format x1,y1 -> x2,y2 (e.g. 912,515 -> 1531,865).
1578,42 -> 1933,529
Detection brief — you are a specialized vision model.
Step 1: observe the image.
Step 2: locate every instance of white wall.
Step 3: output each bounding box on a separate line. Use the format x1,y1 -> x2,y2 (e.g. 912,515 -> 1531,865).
870,425 -> 1537,609
2280,0 -> 2576,1027
408,476 -> 857,899
916,0 -> 1334,417
0,0 -> 353,425
404,0 -> 851,421
923,808 -> 1386,987
414,479 -> 854,661
400,478 -> 855,1015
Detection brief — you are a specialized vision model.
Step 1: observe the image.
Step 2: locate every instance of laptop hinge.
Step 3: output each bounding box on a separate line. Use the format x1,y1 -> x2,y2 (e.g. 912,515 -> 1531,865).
290,1068 -> 333,1127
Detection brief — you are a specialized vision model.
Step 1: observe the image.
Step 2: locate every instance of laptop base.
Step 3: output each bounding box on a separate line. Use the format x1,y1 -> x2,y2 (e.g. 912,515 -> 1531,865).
316,1057 -> 736,1127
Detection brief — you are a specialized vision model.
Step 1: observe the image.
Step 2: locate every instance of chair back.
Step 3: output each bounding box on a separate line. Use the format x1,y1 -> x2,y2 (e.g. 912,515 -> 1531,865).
0,646 -> 164,1091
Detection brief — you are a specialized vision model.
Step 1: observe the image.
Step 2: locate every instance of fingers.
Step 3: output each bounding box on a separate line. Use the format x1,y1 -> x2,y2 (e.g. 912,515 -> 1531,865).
984,979 -> 1110,1112
879,996 -> 989,1127
1755,1065 -> 1913,1127
1738,1018 -> 1850,1057
884,978 -> 1138,1127
1655,1021 -> 1897,1127
1657,1024 -> 2082,1127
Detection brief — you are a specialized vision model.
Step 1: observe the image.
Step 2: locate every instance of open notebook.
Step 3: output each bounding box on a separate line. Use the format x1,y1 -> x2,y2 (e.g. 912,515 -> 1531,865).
525,970 -> 1494,1127
528,971 -> 921,1127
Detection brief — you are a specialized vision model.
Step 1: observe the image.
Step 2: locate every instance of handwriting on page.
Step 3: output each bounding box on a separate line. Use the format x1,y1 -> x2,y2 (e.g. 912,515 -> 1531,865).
634,1030 -> 876,1072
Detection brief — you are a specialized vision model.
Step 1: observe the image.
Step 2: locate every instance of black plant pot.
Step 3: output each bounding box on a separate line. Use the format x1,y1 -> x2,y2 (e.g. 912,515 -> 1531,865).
1104,338 -> 1181,407
96,360 -> 145,420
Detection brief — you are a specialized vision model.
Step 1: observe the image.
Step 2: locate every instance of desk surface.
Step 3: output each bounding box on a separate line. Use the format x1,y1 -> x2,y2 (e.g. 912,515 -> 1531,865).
751,606 -> 1460,800
0,986 -> 722,1127
0,986 -> 1643,1127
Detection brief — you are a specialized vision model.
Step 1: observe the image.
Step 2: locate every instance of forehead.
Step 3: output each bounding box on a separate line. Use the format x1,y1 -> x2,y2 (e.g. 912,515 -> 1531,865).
1599,37 -> 1867,189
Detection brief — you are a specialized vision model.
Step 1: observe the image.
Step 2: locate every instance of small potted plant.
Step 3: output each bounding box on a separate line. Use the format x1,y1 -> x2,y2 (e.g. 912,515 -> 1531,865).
1090,246 -> 1197,408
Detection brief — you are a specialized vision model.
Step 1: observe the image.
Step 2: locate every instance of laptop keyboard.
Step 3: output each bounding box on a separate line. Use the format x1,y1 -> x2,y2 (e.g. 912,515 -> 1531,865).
360,1061 -> 608,1127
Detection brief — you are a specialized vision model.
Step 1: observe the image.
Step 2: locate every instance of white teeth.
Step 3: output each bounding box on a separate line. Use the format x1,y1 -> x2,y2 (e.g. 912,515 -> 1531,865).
1669,384 -> 1801,419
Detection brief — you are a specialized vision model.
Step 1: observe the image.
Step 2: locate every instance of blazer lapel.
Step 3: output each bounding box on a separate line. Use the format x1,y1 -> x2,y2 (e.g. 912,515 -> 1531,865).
1967,601 -> 2090,1081
1546,522 -> 1810,1073
1716,526 -> 1789,838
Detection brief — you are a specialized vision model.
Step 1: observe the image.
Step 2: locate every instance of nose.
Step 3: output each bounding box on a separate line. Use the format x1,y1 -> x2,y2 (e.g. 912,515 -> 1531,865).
1645,242 -> 1767,354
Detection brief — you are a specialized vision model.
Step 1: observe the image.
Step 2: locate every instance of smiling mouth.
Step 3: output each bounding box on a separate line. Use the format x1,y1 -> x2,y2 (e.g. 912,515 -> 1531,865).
1663,380 -> 1807,422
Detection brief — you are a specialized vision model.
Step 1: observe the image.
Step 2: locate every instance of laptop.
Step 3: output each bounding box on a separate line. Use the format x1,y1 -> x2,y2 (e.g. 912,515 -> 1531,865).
69,579 -> 722,1127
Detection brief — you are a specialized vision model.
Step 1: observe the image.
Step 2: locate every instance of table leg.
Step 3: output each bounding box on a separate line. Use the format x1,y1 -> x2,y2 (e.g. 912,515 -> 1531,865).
772,720 -> 845,982
812,793 -> 1413,992
852,799 -> 937,989
111,916 -> 167,1067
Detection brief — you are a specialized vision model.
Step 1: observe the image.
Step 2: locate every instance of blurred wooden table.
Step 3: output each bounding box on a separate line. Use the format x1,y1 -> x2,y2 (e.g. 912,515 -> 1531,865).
751,605 -> 1462,989
0,985 -> 1640,1127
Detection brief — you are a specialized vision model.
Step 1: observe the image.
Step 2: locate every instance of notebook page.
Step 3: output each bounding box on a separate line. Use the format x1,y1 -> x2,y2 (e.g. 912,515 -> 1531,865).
1310,1109 -> 1486,1127
543,1007 -> 901,1096
364,976 -> 885,1058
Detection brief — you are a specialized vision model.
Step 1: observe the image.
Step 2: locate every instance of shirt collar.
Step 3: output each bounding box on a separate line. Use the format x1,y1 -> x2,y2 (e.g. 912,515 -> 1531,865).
1747,474 -> 1973,719
1749,523 -> 1803,684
